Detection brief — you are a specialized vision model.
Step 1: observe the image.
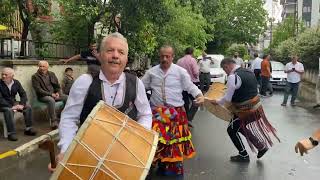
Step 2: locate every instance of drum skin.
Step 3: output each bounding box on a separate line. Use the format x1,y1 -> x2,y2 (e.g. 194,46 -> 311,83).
51,101 -> 158,180
204,82 -> 233,122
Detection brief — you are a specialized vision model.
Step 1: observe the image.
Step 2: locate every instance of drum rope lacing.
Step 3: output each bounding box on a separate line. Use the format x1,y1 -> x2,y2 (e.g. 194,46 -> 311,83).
59,107 -> 155,180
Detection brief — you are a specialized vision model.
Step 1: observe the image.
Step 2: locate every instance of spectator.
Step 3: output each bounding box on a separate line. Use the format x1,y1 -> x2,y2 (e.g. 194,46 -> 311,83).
0,67 -> 37,141
260,54 -> 271,96
177,47 -> 200,127
198,52 -> 212,92
62,67 -> 74,95
32,61 -> 67,129
281,55 -> 304,106
251,53 -> 263,90
233,52 -> 245,68
61,42 -> 101,76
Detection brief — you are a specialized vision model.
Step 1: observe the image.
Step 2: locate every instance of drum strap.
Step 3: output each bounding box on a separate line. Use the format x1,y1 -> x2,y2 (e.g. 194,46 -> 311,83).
161,76 -> 168,106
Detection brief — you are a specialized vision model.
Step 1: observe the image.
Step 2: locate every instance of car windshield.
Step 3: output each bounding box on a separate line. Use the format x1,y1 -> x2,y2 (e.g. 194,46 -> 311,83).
271,62 -> 285,71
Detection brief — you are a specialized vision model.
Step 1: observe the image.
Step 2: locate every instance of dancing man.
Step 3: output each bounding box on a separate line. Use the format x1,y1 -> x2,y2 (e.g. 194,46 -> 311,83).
142,45 -> 204,176
209,58 -> 280,162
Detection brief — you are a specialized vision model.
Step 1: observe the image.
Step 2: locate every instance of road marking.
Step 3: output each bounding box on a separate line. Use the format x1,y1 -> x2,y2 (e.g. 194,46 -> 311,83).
0,150 -> 17,159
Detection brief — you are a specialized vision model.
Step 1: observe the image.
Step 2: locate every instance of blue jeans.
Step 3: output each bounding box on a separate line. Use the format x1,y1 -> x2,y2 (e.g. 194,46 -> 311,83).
282,82 -> 300,104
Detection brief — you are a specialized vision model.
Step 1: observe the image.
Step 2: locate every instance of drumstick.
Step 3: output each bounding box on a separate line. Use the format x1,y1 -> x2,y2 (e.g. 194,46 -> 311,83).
39,139 -> 57,168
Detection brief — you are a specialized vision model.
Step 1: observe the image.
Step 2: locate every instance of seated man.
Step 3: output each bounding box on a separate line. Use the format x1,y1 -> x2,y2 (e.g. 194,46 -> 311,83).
32,61 -> 67,129
0,67 -> 37,141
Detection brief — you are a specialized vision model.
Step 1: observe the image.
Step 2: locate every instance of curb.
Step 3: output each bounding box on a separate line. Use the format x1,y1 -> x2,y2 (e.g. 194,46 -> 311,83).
0,129 -> 59,160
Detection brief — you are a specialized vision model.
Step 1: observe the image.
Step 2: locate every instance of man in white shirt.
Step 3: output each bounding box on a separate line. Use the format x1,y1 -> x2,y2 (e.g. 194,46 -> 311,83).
251,53 -> 263,88
198,52 -> 212,92
49,32 -> 152,171
142,45 -> 204,176
281,55 -> 304,106
233,52 -> 245,68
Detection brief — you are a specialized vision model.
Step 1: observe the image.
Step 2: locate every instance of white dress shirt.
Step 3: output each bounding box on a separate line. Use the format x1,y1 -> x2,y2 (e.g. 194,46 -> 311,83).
5,80 -> 14,91
251,57 -> 263,70
142,64 -> 202,107
285,62 -> 304,83
199,58 -> 212,73
58,71 -> 152,153
217,65 -> 242,105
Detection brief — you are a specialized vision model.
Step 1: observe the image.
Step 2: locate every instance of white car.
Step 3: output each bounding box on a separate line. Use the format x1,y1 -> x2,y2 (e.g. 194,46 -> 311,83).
270,61 -> 287,87
197,54 -> 227,84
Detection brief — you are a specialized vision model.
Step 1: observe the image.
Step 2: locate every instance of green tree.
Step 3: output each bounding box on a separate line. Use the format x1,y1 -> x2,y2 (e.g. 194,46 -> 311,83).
271,16 -> 305,48
205,0 -> 267,54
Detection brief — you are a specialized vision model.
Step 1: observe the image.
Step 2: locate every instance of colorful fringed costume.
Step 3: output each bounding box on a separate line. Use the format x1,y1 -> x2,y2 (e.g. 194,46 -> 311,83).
152,106 -> 196,176
230,95 -> 280,152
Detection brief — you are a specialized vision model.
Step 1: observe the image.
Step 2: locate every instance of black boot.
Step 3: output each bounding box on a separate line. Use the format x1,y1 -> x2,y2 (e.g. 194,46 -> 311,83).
8,134 -> 18,141
257,148 -> 268,159
230,154 -> 250,162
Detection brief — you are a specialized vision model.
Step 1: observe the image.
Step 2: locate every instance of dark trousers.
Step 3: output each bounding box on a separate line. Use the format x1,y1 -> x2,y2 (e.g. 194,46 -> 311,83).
182,82 -> 199,122
254,69 -> 261,87
282,82 -> 300,104
39,95 -> 68,121
200,72 -> 211,92
260,76 -> 270,95
227,118 -> 266,155
0,106 -> 33,134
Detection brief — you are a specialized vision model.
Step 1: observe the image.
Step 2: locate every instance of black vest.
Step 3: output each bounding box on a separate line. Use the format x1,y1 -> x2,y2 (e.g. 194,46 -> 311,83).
79,73 -> 138,125
232,68 -> 258,103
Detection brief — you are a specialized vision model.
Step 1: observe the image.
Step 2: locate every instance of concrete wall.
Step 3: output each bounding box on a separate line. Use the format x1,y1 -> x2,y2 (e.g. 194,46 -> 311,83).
302,69 -> 318,84
0,60 -> 88,103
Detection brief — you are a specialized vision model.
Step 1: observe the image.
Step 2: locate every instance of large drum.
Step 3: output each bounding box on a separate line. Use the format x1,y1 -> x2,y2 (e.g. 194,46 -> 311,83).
204,82 -> 233,122
51,101 -> 158,180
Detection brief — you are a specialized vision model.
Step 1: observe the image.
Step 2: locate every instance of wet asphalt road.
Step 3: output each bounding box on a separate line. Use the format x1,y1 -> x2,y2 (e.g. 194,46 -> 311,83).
1,92 -> 320,180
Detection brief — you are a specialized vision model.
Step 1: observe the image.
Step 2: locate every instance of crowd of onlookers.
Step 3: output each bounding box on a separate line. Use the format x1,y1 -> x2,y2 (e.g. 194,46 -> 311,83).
0,61 -> 76,141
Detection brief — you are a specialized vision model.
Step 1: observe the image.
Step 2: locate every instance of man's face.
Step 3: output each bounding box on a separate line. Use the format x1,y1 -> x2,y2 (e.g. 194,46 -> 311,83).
292,56 -> 298,64
89,43 -> 97,51
66,70 -> 73,77
38,62 -> 49,74
100,37 -> 128,75
222,63 -> 233,75
1,70 -> 13,84
159,47 -> 174,70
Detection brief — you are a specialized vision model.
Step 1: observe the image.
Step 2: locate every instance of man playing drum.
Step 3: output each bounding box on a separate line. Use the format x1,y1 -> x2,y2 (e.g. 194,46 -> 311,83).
49,32 -> 152,171
142,45 -> 204,176
209,58 -> 279,162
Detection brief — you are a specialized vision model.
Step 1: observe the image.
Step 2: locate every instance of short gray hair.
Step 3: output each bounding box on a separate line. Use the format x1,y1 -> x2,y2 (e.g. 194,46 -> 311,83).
100,32 -> 128,52
2,67 -> 14,76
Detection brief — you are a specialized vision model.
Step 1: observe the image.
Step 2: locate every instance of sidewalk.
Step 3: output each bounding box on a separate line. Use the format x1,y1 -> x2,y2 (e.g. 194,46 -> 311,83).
0,118 -> 54,154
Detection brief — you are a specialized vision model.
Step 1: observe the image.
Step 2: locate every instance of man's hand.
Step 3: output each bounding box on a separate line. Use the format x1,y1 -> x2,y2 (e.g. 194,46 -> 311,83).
59,59 -> 68,64
295,138 -> 315,156
48,153 -> 64,173
194,95 -> 204,106
16,104 -> 24,111
55,93 -> 60,99
52,93 -> 58,99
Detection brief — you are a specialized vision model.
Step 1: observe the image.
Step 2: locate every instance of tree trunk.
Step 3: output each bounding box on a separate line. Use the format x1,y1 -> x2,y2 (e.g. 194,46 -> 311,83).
20,21 -> 30,57
88,23 -> 95,45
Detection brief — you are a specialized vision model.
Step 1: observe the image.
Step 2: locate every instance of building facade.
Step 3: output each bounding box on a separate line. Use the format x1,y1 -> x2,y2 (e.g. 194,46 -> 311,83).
281,0 -> 320,28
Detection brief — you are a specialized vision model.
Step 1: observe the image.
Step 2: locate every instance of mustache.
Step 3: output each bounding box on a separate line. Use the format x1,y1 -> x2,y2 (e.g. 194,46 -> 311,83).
107,59 -> 120,65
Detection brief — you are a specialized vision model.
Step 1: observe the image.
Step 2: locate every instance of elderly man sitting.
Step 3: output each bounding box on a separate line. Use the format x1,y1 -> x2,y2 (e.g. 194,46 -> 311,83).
0,67 -> 37,141
32,61 -> 67,129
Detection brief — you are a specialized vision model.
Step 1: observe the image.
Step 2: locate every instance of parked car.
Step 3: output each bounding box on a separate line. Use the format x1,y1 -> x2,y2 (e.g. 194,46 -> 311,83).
270,61 -> 287,88
197,54 -> 227,84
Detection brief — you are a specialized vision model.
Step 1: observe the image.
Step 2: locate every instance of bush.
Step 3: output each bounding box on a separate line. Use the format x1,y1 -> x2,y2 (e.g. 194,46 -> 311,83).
273,27 -> 320,69
226,44 -> 248,58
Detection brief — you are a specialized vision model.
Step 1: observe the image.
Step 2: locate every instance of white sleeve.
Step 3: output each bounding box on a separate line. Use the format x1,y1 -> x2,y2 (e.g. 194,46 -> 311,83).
141,70 -> 151,90
58,74 -> 92,153
181,68 -> 202,97
217,74 -> 242,105
134,79 -> 153,130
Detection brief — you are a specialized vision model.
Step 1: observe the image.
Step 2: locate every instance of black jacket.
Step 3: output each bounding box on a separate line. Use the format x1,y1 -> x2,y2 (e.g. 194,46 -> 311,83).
0,79 -> 28,108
